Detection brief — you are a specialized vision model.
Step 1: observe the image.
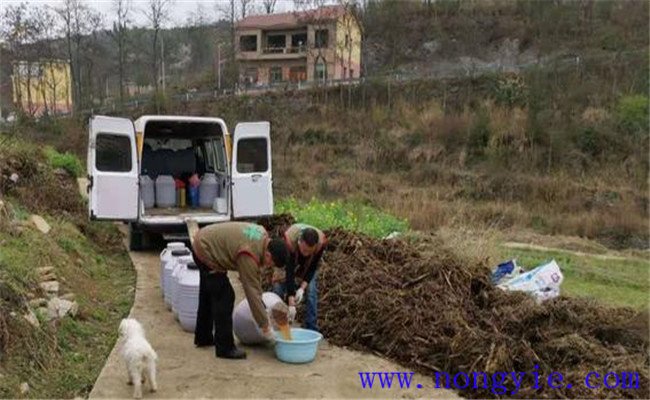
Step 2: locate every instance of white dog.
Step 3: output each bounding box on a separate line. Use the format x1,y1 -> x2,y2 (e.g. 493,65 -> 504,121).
119,318 -> 158,399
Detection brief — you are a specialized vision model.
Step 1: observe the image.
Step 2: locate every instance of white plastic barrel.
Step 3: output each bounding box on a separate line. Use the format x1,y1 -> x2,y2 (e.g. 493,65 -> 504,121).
140,175 -> 155,209
163,252 -> 192,310
233,292 -> 284,345
199,173 -> 218,208
176,261 -> 200,332
155,175 -> 176,208
160,242 -> 187,295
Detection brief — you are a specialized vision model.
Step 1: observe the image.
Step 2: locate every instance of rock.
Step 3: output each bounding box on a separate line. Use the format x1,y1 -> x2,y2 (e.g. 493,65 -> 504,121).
46,298 -> 78,320
9,311 -> 16,318
40,272 -> 56,282
40,280 -> 59,295
58,299 -> 79,318
23,309 -> 40,328
28,298 -> 48,308
60,293 -> 75,301
19,382 -> 29,395
36,266 -> 55,276
9,173 -> 19,183
422,40 -> 441,54
30,215 -> 51,234
46,298 -> 61,321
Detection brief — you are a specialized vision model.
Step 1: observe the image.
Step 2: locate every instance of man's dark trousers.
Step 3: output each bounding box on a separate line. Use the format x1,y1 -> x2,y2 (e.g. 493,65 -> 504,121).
193,253 -> 236,355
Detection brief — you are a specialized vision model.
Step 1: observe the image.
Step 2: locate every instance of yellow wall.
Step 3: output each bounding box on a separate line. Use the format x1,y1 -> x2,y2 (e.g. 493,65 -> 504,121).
12,60 -> 72,115
335,12 -> 362,78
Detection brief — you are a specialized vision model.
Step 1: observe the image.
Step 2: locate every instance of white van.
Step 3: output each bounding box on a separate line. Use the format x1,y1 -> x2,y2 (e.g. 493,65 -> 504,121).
87,115 -> 274,250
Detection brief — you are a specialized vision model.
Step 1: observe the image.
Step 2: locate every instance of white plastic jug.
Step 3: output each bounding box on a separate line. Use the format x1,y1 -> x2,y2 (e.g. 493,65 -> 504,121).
213,197 -> 228,214
159,242 -> 187,295
233,292 -> 285,345
170,255 -> 194,316
176,261 -> 201,332
155,175 -> 176,208
199,173 -> 219,208
140,175 -> 155,209
163,251 -> 192,310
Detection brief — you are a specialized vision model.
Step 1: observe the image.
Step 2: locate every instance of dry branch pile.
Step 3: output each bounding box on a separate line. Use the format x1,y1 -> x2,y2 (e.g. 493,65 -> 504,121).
318,229 -> 649,398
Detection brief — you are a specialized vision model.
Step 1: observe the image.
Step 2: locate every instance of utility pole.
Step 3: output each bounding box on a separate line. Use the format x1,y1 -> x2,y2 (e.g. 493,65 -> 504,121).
217,43 -> 222,91
161,33 -> 166,95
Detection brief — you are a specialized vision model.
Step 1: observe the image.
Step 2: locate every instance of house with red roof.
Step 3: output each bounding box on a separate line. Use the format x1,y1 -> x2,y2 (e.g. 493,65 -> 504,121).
235,5 -> 361,86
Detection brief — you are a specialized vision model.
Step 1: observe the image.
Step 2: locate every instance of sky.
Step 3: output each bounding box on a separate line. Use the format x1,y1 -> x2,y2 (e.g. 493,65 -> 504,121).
0,0 -> 297,27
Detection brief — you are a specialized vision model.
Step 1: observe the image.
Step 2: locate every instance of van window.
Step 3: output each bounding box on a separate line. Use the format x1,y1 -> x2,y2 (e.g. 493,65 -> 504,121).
212,137 -> 226,172
236,138 -> 268,173
96,134 -> 132,172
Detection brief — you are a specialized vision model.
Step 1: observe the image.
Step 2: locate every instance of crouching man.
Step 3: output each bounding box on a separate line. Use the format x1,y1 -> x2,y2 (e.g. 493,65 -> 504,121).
190,221 -> 288,359
272,223 -> 327,332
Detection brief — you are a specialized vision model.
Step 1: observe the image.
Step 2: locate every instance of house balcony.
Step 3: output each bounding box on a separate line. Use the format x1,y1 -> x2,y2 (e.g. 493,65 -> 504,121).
237,46 -> 308,61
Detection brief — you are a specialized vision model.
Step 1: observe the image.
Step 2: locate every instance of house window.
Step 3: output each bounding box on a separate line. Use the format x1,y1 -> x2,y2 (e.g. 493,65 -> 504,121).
315,29 -> 328,48
343,67 -> 347,79
314,61 -> 327,81
267,34 -> 286,52
239,35 -> 257,52
345,34 -> 350,47
291,33 -> 307,51
270,67 -> 283,83
350,69 -> 354,78
240,35 -> 257,52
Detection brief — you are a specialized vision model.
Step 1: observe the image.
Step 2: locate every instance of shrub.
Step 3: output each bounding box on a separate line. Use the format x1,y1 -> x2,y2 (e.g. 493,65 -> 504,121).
616,95 -> 649,136
467,109 -> 490,159
44,146 -> 84,177
490,73 -> 527,107
275,197 -> 409,238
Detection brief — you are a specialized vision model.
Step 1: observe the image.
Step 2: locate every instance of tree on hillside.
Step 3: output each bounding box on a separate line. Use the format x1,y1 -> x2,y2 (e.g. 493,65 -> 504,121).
240,0 -> 254,19
1,3 -> 36,111
336,0 -> 363,81
294,0 -> 331,82
215,0 -> 238,88
110,0 -> 131,105
143,0 -> 172,94
55,0 -> 102,113
262,0 -> 278,14
31,6 -> 60,116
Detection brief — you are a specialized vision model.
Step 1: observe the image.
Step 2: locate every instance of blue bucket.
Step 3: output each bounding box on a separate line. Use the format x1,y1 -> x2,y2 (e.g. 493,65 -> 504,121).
274,328 -> 323,364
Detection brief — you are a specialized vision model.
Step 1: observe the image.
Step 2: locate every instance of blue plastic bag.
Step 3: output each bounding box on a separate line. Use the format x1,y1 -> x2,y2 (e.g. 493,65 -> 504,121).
491,259 -> 516,284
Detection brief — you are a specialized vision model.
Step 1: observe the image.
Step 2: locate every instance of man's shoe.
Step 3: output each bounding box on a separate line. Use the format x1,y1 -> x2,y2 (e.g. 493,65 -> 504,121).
216,347 -> 247,359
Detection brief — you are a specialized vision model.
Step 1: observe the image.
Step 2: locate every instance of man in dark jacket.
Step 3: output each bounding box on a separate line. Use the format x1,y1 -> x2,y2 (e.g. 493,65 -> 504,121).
272,223 -> 327,332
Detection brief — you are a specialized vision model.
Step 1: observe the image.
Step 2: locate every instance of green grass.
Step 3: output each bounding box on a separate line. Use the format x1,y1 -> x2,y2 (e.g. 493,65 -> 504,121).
0,216 -> 135,398
499,246 -> 650,309
44,146 -> 84,177
276,197 -> 409,238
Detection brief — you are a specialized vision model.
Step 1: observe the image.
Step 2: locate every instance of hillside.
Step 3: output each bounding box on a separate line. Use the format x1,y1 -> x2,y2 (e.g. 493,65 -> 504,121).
0,138 -> 135,398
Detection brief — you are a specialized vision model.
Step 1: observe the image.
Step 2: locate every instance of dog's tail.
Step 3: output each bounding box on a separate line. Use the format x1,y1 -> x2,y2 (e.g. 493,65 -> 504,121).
145,348 -> 158,363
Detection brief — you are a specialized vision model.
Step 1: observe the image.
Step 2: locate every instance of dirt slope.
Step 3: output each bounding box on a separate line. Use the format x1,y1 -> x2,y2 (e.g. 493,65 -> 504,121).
88,245 -> 457,399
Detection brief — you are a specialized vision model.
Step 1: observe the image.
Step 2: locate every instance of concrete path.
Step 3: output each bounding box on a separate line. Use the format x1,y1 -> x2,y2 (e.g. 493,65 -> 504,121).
89,247 -> 457,399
